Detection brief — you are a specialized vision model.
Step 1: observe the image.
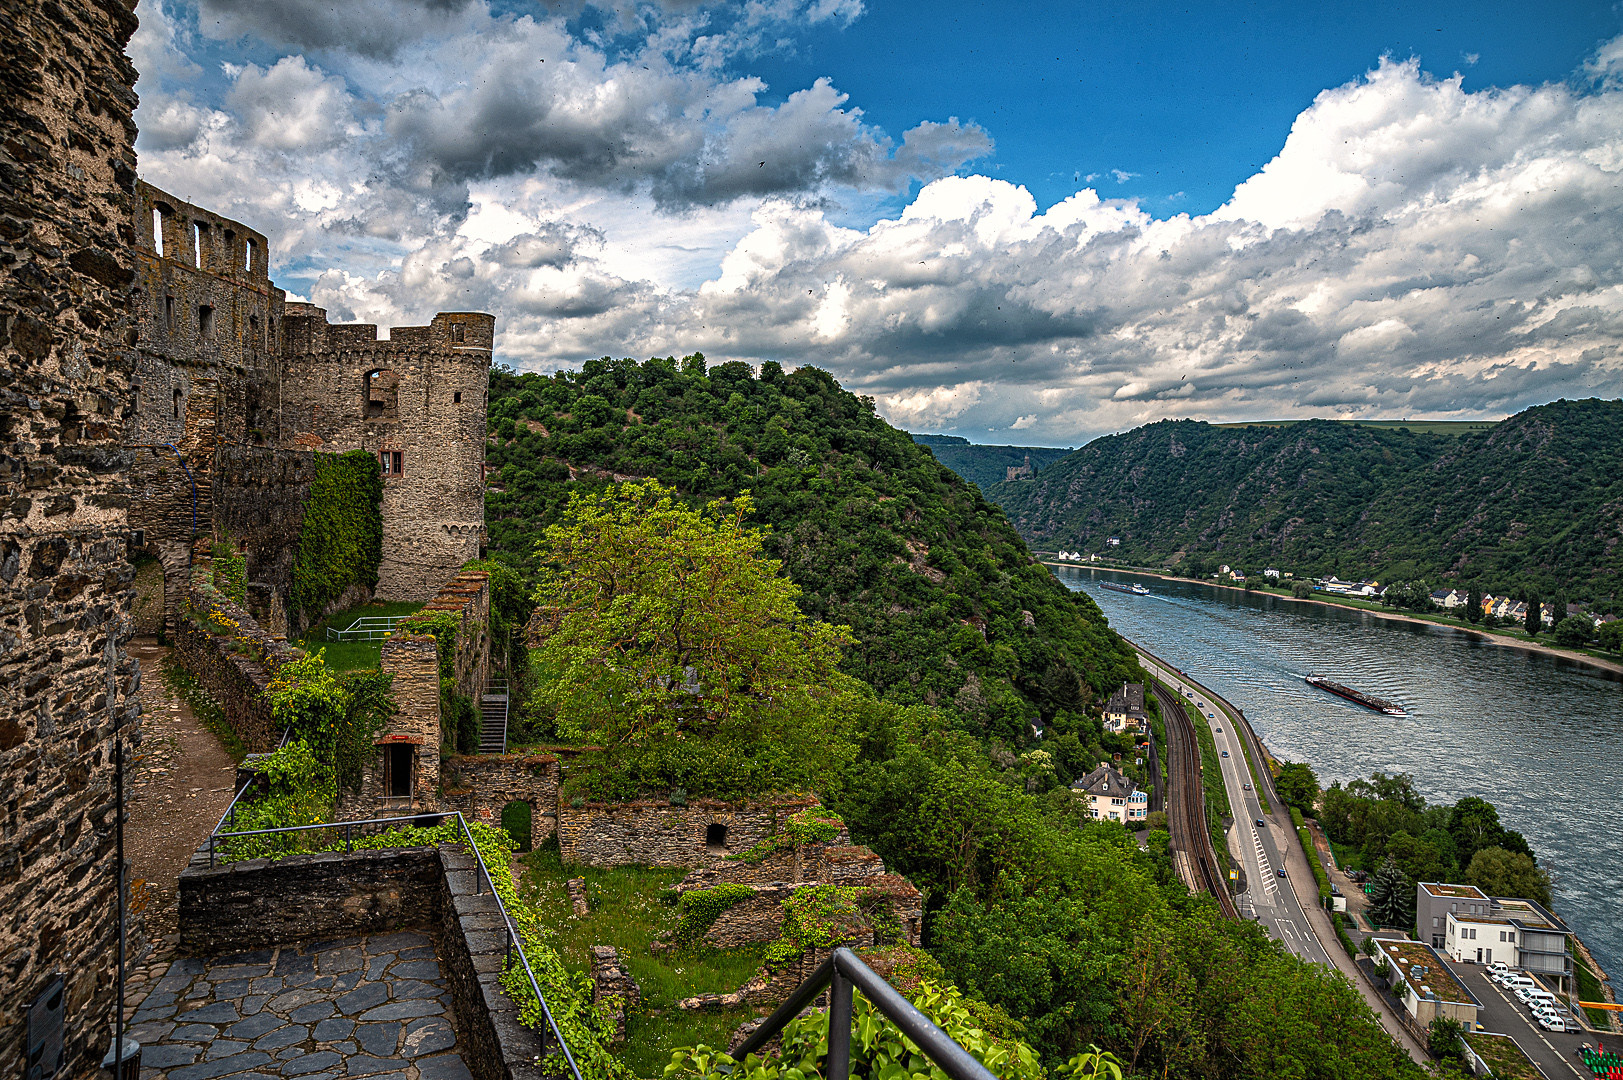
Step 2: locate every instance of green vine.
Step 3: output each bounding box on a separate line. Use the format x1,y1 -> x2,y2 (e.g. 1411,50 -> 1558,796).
219,740 -> 334,861
292,450 -> 383,616
731,807 -> 844,864
672,883 -> 756,944
762,884 -> 889,971
210,540 -> 248,604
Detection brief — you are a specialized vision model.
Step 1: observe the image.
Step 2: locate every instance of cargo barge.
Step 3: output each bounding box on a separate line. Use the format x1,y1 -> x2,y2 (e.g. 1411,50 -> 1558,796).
1100,581 -> 1151,595
1305,674 -> 1406,716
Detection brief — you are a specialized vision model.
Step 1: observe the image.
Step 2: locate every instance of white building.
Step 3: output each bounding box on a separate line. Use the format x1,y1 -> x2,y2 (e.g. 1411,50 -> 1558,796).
1071,763 -> 1148,823
1263,568 -> 1280,579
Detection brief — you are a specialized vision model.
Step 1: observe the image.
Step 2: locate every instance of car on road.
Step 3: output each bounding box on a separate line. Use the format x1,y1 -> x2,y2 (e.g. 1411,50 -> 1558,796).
1256,819 -> 1266,828
1221,750 -> 1229,757
1207,712 -> 1215,718
1243,783 -> 1252,791
1216,727 -> 1222,732
1277,869 -> 1288,877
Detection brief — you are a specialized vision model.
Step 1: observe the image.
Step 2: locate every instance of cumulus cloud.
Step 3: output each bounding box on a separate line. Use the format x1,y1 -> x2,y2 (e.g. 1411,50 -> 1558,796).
132,3 -> 1623,442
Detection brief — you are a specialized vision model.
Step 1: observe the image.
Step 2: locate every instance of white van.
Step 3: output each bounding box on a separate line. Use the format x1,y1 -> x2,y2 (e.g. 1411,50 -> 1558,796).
1537,1013 -> 1568,1033
1504,975 -> 1535,994
1485,961 -> 1512,982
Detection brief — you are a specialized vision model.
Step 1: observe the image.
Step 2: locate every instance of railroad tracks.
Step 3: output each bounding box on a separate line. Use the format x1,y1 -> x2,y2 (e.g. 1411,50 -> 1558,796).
1150,679 -> 1238,919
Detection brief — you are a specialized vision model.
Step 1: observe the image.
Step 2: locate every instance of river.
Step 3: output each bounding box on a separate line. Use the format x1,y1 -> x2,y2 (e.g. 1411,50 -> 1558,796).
1056,565 -> 1623,978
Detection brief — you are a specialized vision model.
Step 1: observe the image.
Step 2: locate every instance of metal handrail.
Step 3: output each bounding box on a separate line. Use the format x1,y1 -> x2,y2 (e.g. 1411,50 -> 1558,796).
731,948 -> 998,1080
205,810 -> 585,1080
327,615 -> 412,641
207,725 -> 293,844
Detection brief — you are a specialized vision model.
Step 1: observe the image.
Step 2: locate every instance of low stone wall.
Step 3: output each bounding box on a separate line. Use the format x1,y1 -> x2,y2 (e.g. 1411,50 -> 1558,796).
557,796 -> 820,869
178,841 -> 544,1080
173,547 -> 297,752
444,754 -> 561,845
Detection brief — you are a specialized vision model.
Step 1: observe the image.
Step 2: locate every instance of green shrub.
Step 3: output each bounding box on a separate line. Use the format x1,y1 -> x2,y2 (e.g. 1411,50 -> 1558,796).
731,807 -> 845,864
210,540 -> 248,604
292,450 -> 383,617
220,740 -> 334,860
673,883 -> 756,943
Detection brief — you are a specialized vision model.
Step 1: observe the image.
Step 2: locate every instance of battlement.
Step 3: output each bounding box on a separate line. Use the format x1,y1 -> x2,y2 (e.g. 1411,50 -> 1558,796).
134,180 -> 272,285
283,303 -> 494,358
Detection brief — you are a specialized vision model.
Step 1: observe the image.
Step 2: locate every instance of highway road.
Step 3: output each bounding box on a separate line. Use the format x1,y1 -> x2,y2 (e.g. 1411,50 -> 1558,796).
1135,649 -> 1332,967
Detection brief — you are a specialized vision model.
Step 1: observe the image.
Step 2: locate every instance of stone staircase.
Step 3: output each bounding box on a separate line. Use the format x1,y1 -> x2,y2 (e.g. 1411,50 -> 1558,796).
478,682 -> 508,754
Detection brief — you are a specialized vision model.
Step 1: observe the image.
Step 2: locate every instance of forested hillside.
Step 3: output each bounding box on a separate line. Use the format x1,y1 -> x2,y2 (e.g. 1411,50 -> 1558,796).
484,356 -> 1137,744
989,399 -> 1623,606
911,434 -> 1074,490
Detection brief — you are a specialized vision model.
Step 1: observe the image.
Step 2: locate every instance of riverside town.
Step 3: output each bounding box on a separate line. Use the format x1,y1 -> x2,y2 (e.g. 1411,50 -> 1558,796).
5,4 -> 1623,1080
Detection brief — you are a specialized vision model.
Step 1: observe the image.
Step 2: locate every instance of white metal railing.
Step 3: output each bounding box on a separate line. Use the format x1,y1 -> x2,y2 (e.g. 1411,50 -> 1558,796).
326,615 -> 410,641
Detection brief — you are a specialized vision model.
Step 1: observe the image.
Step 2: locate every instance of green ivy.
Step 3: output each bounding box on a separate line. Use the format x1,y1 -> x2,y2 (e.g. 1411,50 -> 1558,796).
664,977 -> 1068,1080
731,808 -> 845,864
264,650 -> 393,795
220,740 -> 334,861
292,450 -> 383,617
210,540 -> 248,604
762,884 -> 896,971
672,883 -> 756,944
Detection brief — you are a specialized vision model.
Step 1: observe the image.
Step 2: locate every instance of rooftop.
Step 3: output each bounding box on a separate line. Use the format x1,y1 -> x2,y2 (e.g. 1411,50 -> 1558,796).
1420,882 -> 1488,900
1493,897 -> 1569,934
1379,939 -> 1475,1006
1072,762 -> 1138,800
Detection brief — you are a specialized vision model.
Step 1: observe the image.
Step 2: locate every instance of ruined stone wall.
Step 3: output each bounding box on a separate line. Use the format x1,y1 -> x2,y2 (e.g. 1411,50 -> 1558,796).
556,797 -> 820,869
126,180 -> 285,450
0,1 -> 142,1075
211,445 -> 314,634
370,634 -> 442,812
402,569 -> 491,700
278,306 -> 492,600
443,754 -> 560,846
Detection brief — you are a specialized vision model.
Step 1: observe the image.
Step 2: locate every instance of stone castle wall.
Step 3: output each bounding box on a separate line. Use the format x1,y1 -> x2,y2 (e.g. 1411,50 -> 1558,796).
556,796 -> 821,869
443,754 -> 561,847
0,0 -> 143,1075
211,445 -> 315,634
370,634 -> 442,811
278,306 -> 492,600
403,570 -> 492,701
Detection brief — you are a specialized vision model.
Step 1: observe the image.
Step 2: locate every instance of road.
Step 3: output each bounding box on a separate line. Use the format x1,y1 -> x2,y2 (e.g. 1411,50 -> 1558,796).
1133,646 -> 1430,1066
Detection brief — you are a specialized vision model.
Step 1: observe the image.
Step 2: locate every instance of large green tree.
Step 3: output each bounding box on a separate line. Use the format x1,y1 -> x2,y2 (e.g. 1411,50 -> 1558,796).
1465,847 -> 1554,907
1367,856 -> 1416,930
1275,761 -> 1320,813
530,480 -> 857,795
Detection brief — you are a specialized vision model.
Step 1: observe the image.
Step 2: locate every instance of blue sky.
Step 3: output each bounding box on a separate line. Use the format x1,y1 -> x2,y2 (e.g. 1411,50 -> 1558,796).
132,0 -> 1623,442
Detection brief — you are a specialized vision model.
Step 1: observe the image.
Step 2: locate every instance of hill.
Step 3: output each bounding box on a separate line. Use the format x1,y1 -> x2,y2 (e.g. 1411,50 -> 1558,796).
910,434 -> 1074,490
483,356 -> 1138,743
987,399 -> 1623,606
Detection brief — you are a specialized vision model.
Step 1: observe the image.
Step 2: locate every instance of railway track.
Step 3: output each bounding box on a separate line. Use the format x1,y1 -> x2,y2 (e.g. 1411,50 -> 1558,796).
1150,679 -> 1238,919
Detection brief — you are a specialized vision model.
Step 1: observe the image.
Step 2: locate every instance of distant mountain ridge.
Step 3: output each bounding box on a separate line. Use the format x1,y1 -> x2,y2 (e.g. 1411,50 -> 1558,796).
986,399 -> 1623,605
910,434 -> 1073,490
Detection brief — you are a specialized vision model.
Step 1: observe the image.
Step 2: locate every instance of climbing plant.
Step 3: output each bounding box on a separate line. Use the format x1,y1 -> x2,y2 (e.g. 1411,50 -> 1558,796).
731,807 -> 845,864
395,608 -> 480,752
219,740 -> 334,861
292,450 -> 383,617
672,883 -> 756,944
210,539 -> 248,604
264,649 -> 393,794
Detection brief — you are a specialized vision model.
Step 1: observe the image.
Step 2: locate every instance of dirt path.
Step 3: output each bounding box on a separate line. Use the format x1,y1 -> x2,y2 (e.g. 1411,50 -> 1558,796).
126,635 -> 239,941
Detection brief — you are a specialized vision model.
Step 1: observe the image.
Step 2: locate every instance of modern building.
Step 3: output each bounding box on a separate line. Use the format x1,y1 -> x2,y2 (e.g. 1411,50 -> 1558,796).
1374,938 -> 1480,1032
1418,883 -> 1573,991
1072,763 -> 1149,823
1417,882 -> 1495,948
1103,682 -> 1149,733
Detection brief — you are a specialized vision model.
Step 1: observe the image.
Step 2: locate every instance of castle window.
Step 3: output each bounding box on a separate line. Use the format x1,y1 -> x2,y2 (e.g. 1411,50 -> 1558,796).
192,222 -> 205,269
380,450 -> 403,476
199,304 -> 215,341
451,324 -> 465,343
365,368 -> 400,421
705,823 -> 728,850
165,295 -> 175,332
453,391 -> 462,404
249,314 -> 259,348
152,207 -> 165,255
173,388 -> 182,420
243,237 -> 254,272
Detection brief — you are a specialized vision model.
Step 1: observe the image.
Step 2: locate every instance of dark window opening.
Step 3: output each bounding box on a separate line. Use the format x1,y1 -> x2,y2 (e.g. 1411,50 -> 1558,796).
705,823 -> 728,849
365,368 -> 399,420
380,450 -> 403,476
385,744 -> 414,797
199,304 -> 215,340
165,295 -> 175,332
451,324 -> 465,343
453,391 -> 462,404
173,388 -> 182,420
249,314 -> 259,348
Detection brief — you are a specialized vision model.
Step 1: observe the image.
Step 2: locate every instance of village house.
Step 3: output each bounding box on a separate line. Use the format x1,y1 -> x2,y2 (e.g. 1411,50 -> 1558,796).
1103,682 -> 1149,733
1071,763 -> 1148,823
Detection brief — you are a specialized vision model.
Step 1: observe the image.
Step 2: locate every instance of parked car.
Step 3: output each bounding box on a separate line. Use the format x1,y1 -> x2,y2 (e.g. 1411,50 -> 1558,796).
1537,1014 -> 1568,1033
1486,961 -> 1511,981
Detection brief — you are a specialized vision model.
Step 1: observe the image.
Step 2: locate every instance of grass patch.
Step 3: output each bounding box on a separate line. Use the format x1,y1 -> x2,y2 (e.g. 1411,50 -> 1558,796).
1461,1031 -> 1542,1080
518,842 -> 769,1077
296,600 -> 424,672
160,654 -> 248,763
1572,939 -> 1613,1028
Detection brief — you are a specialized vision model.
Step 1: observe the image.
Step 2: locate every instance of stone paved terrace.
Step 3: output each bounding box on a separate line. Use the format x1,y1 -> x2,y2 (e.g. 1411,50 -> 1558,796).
126,932 -> 474,1080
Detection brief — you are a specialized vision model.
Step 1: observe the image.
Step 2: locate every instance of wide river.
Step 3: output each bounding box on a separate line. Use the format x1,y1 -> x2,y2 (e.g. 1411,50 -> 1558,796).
1056,565 -> 1623,977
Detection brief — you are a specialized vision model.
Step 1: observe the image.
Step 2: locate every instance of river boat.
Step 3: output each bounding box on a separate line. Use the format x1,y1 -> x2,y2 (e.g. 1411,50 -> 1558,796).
1100,581 -> 1151,595
1304,674 -> 1406,716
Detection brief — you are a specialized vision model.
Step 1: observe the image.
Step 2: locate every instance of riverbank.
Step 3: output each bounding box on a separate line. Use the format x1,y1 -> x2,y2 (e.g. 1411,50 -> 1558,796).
1046,560 -> 1623,679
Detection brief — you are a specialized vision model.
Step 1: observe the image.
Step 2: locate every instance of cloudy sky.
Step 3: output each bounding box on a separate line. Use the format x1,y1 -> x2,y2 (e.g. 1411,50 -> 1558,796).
132,0 -> 1623,444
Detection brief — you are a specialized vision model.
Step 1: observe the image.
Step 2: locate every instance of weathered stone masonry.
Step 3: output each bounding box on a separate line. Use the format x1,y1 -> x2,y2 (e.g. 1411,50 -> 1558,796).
0,1 -> 143,1076
556,796 -> 823,869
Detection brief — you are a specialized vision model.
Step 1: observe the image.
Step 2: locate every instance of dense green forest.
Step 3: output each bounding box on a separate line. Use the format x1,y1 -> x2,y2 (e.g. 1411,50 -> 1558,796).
911,434 -> 1074,490
485,356 -> 1136,745
483,356 -> 1427,1080
988,399 -> 1623,608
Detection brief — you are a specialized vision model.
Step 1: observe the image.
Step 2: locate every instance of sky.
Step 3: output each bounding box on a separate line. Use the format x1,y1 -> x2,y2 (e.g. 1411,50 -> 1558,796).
130,0 -> 1623,444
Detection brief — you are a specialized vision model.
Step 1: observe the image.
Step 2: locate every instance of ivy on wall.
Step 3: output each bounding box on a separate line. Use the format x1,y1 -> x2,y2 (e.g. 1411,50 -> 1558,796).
210,540 -> 248,605
292,450 -> 383,616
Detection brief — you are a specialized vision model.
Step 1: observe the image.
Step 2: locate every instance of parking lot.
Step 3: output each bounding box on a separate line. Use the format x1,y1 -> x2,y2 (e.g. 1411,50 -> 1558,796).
1449,963 -> 1592,1080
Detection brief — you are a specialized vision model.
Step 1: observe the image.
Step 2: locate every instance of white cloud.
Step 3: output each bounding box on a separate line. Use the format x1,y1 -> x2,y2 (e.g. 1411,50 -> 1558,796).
132,7 -> 1623,443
